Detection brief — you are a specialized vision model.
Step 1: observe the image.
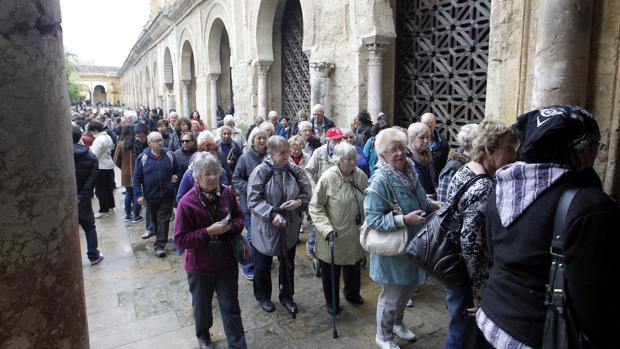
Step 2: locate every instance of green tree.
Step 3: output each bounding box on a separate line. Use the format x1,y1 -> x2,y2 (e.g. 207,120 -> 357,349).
65,51 -> 80,102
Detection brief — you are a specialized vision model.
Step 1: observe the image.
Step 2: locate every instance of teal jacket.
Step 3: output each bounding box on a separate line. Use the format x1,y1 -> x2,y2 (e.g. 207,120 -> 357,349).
363,167 -> 432,285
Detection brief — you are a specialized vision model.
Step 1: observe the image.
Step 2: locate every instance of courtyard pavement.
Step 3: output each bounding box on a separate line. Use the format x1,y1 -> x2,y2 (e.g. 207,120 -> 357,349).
80,174 -> 450,349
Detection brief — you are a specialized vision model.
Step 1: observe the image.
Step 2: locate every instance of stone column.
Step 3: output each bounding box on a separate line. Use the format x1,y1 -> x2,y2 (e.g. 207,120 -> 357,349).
0,0 -> 89,348
209,73 -> 220,129
255,62 -> 271,118
167,92 -> 175,114
361,34 -> 395,119
182,79 -> 190,118
310,62 -> 336,118
531,0 -> 593,107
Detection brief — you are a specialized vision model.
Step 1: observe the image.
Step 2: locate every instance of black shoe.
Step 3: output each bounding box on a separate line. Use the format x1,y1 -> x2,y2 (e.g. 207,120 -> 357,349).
90,255 -> 104,265
197,335 -> 213,349
142,230 -> 154,239
346,294 -> 364,305
155,248 -> 166,258
326,305 -> 342,316
280,299 -> 298,315
259,300 -> 275,313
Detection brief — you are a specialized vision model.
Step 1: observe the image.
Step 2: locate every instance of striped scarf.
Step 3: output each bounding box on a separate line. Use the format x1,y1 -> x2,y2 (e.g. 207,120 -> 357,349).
495,162 -> 571,227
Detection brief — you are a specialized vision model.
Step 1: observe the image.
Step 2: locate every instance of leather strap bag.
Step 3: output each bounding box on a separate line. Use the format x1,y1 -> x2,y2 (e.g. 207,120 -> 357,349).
542,187 -> 591,349
406,174 -> 490,290
359,182 -> 408,256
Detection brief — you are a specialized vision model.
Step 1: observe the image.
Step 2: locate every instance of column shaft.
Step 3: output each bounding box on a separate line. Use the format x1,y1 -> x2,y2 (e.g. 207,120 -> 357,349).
256,63 -> 270,118
182,80 -> 190,118
531,0 -> 593,107
210,74 -> 220,129
0,0 -> 89,347
367,43 -> 385,119
310,62 -> 335,118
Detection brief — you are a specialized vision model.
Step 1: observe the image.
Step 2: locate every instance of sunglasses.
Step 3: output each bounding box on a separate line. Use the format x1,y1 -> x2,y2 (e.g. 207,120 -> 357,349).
181,140 -> 192,143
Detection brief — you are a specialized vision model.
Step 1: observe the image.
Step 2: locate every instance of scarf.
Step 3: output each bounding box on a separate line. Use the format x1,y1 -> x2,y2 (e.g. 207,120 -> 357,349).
410,147 -> 433,167
495,161 -> 571,227
376,158 -> 419,194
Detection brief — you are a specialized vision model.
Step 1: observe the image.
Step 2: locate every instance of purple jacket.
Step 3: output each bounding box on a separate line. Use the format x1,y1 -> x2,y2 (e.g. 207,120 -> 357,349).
174,183 -> 244,274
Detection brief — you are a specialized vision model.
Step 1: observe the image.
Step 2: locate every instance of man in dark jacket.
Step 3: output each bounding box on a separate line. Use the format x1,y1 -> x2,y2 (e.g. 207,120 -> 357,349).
147,109 -> 162,132
310,104 -> 335,144
421,112 -> 450,178
133,131 -> 181,257
72,127 -> 103,265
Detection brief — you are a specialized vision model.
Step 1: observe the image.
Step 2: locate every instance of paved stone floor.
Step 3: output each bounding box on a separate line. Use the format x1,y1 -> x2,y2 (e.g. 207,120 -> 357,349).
80,176 -> 450,349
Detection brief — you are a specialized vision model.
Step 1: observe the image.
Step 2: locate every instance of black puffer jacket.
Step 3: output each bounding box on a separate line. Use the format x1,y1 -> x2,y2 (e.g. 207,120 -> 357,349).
73,144 -> 98,203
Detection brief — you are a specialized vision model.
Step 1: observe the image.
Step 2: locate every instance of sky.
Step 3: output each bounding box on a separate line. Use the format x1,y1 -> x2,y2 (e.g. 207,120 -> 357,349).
59,0 -> 151,67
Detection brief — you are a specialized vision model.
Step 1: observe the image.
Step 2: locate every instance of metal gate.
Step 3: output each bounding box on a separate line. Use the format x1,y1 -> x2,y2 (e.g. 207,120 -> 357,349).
281,0 -> 310,120
395,0 -> 491,145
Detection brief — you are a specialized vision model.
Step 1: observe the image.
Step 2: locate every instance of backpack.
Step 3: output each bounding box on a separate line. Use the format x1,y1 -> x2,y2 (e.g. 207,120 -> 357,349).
406,174 -> 490,289
140,150 -> 174,168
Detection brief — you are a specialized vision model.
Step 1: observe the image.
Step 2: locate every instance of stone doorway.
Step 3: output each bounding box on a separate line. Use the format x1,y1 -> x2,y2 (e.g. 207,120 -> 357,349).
394,0 -> 491,146
280,0 -> 310,119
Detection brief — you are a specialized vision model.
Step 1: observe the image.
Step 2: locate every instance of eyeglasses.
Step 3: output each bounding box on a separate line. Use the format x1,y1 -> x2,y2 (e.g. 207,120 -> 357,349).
181,140 -> 192,143
312,113 -> 323,116
386,146 -> 406,155
151,139 -> 163,143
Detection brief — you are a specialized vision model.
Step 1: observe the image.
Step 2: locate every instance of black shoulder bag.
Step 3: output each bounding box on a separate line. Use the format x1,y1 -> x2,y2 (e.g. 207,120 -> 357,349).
406,174 -> 490,290
542,188 -> 591,349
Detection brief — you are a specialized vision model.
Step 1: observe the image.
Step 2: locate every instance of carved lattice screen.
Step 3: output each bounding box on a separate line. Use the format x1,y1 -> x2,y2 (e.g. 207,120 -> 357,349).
281,0 -> 310,119
395,0 -> 491,146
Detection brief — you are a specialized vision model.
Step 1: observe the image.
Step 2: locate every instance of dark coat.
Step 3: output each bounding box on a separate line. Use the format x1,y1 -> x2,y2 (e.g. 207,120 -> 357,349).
355,122 -> 373,148
74,144 -> 98,203
132,147 -> 180,202
232,147 -> 267,212
482,169 -> 620,348
173,148 -> 196,178
174,184 -> 244,274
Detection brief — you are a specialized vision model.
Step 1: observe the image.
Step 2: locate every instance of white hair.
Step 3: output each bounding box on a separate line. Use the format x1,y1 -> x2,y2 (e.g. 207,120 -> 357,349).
332,142 -> 358,164
196,130 -> 214,144
267,135 -> 289,153
248,127 -> 268,147
223,114 -> 235,126
297,121 -> 312,133
147,131 -> 162,142
407,122 -> 431,140
375,128 -> 407,156
191,152 -> 220,181
456,123 -> 479,149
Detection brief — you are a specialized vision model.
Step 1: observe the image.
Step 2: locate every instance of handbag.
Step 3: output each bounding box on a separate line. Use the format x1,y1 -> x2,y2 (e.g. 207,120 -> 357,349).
359,182 -> 408,256
542,188 -> 590,349
232,234 -> 251,266
406,174 -> 490,290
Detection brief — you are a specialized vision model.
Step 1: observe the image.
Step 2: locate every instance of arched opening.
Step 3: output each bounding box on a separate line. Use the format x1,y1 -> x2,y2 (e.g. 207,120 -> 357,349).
394,0 -> 491,146
280,0 -> 310,119
93,85 -> 107,105
145,66 -> 152,108
181,40 -> 197,117
153,62 -> 160,108
163,47 -> 175,112
219,29 -> 233,114
78,84 -> 91,104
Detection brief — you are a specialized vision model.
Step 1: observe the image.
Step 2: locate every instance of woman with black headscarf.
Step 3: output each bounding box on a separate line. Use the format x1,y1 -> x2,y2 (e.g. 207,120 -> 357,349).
477,105 -> 619,349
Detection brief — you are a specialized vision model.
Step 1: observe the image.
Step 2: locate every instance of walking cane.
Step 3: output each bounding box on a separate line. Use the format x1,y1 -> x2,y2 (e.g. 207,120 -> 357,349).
329,233 -> 339,338
279,225 -> 296,320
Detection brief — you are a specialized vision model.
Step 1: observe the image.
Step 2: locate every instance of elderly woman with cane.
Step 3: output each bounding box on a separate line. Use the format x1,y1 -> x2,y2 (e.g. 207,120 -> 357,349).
247,136 -> 312,315
309,142 -> 368,316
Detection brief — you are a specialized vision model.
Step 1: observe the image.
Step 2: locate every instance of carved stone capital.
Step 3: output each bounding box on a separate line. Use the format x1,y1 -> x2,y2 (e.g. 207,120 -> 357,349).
366,43 -> 386,65
209,73 -> 220,82
310,62 -> 335,78
255,63 -> 271,77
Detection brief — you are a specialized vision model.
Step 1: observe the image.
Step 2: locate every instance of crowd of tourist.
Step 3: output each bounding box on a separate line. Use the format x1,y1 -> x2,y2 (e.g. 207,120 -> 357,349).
71,103 -> 618,349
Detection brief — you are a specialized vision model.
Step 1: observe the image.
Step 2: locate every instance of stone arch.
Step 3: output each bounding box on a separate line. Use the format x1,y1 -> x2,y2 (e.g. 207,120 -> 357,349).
163,47 -> 174,86
253,0 -> 315,61
180,39 -> 197,117
153,61 -> 160,108
93,85 -> 107,105
145,66 -> 152,107
179,28 -> 197,80
205,7 -> 235,124
204,4 -> 234,74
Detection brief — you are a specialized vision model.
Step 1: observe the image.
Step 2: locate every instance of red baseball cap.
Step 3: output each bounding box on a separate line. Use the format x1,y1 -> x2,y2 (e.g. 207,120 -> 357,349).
325,127 -> 344,140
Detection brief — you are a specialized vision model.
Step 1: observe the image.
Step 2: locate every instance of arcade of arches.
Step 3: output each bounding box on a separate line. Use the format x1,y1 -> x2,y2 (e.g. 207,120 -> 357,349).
1,0 -> 620,347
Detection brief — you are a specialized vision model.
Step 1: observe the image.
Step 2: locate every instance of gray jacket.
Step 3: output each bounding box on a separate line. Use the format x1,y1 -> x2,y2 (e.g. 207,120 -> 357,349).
232,147 -> 267,212
248,156 -> 312,256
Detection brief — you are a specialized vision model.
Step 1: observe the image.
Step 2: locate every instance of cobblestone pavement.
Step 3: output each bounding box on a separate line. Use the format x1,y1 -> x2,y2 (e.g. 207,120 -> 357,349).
81,178 -> 450,349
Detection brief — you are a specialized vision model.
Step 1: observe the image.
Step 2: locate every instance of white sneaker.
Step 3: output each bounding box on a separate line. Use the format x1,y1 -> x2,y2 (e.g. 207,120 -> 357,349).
375,335 -> 400,349
393,324 -> 416,341
94,212 -> 110,219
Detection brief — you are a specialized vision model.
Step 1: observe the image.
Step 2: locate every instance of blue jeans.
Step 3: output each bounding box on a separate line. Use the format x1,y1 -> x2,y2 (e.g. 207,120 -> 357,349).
242,211 -> 254,274
124,186 -> 141,218
445,287 -> 476,349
